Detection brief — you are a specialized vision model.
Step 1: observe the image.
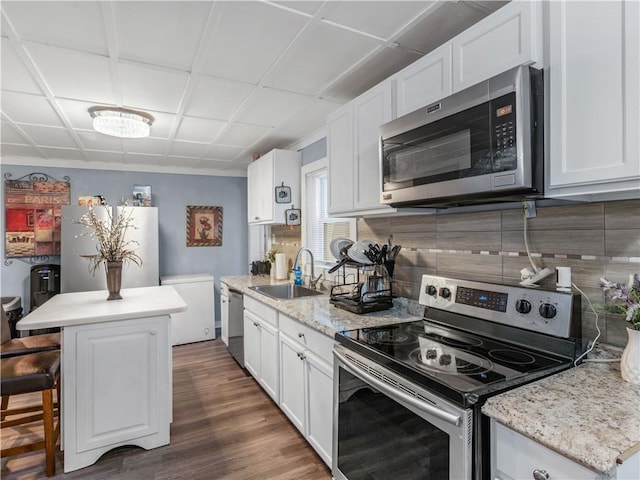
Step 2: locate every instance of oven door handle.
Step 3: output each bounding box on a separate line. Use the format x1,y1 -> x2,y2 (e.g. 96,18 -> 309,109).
334,349 -> 462,427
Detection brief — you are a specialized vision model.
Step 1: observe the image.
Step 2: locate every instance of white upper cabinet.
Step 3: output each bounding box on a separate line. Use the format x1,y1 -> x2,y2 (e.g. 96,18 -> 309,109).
328,80 -> 395,216
247,149 -> 301,224
546,0 -> 640,200
394,43 -> 452,118
353,82 -> 393,212
327,105 -> 354,215
452,1 -> 543,92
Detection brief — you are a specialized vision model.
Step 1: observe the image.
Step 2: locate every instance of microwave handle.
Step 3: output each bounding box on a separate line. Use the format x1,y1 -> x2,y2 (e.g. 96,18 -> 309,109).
334,349 -> 461,427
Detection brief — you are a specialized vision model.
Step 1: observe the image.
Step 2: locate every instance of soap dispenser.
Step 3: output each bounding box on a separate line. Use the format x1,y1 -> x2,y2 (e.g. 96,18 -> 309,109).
294,266 -> 303,286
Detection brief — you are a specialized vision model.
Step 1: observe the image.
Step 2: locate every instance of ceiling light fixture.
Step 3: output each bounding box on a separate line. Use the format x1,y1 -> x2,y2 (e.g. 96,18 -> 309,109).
88,106 -> 154,139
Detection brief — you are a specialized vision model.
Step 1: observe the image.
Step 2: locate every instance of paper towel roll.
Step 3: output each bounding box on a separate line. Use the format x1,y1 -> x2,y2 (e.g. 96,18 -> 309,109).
275,253 -> 288,280
556,266 -> 572,290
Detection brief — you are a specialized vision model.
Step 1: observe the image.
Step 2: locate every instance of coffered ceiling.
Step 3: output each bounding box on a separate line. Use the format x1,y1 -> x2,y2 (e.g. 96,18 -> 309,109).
1,1 -> 505,176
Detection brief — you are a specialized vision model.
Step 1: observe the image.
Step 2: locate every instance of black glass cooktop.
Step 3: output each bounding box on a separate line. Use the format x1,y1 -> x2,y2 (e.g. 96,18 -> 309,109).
336,319 -> 573,406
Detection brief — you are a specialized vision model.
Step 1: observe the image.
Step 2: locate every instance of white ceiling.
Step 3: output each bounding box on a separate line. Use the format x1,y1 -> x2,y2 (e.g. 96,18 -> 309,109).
0,1 -> 505,176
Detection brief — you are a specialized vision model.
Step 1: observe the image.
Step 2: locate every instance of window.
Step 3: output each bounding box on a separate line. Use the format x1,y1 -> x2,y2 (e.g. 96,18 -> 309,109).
302,159 -> 355,268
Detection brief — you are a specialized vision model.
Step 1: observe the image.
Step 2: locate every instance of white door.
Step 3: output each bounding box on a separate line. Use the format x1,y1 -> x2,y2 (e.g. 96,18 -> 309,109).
327,106 -> 354,215
69,317 -> 170,455
452,1 -> 541,91
353,81 -> 393,212
547,0 -> 640,195
305,350 -> 333,467
395,43 -> 452,117
278,333 -> 305,433
243,311 -> 260,379
220,293 -> 229,346
259,319 -> 279,403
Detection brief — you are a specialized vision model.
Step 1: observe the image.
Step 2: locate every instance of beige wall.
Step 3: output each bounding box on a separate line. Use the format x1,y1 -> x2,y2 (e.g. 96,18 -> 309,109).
272,199 -> 640,347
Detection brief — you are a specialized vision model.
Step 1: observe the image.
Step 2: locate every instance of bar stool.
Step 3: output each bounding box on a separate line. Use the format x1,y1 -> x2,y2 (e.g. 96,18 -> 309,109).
1,350 -> 61,476
1,308 -> 60,419
1,308 -> 60,358
1,307 -> 61,475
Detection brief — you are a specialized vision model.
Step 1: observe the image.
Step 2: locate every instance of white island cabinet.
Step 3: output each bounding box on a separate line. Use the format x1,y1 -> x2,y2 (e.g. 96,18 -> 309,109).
17,286 -> 187,473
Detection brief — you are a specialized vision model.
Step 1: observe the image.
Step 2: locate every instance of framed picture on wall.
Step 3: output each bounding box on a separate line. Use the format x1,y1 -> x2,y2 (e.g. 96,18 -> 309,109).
186,205 -> 222,247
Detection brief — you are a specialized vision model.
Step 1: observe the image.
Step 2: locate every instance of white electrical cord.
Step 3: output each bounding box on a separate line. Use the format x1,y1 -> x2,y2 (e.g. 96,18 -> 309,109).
571,282 -> 621,366
523,214 -> 540,274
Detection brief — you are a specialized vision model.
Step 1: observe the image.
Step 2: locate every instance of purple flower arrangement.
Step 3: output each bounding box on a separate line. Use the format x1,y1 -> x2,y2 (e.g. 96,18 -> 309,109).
600,274 -> 640,330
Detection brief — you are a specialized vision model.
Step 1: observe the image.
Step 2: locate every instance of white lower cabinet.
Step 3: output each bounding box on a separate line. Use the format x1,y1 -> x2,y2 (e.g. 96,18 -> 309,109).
243,295 -> 334,468
279,333 -> 306,432
278,314 -> 334,467
304,348 -> 333,465
492,421 -> 605,480
243,297 -> 279,403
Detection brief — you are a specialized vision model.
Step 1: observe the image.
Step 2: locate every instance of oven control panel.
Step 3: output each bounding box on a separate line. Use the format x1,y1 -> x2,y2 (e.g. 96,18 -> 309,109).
455,286 -> 508,312
419,275 -> 579,338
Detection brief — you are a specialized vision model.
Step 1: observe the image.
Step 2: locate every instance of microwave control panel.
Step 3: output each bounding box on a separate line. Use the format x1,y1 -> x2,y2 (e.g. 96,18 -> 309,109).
492,92 -> 517,169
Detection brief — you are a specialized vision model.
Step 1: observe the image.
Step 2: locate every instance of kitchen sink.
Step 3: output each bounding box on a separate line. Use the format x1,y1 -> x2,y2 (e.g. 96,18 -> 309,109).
249,284 -> 323,300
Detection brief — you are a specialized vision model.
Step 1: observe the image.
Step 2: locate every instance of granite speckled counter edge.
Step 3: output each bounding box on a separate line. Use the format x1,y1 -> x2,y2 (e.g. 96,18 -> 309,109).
220,275 -> 422,338
482,345 -> 640,477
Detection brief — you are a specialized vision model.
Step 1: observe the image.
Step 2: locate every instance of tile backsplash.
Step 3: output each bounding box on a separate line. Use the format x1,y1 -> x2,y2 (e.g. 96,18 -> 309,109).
271,199 -> 639,347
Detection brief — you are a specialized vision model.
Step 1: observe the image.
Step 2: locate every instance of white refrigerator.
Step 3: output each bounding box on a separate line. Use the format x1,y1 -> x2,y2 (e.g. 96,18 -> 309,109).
60,206 -> 159,293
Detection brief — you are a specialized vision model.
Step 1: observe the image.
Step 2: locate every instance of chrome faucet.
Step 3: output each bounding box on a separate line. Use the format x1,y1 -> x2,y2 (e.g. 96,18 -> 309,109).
293,248 -> 323,289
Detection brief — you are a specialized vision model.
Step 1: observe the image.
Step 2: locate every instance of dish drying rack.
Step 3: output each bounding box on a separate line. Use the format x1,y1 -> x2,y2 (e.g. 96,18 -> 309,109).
329,263 -> 394,314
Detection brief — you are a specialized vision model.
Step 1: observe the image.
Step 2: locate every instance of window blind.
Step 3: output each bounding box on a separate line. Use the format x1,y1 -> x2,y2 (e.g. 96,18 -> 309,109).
305,169 -> 352,265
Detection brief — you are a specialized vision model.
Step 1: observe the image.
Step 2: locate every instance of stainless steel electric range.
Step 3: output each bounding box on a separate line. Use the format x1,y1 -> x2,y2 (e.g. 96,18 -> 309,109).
332,274 -> 584,480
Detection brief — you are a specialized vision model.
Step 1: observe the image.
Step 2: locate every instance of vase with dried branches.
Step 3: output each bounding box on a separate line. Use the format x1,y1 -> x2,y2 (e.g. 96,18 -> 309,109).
74,206 -> 142,300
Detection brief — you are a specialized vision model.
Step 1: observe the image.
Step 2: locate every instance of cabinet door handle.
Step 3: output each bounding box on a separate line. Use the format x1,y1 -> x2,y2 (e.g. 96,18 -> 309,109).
253,322 -> 259,327
149,330 -> 157,336
532,469 -> 549,480
298,332 -> 305,338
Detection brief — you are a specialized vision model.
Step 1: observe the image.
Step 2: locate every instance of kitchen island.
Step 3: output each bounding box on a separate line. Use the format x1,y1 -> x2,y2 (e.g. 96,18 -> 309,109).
17,286 -> 187,473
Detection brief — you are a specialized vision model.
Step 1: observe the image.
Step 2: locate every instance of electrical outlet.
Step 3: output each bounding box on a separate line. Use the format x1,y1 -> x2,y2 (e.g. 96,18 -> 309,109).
522,201 -> 537,218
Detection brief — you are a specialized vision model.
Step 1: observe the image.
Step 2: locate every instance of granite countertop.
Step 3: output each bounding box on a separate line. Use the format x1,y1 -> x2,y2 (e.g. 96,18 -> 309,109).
482,345 -> 640,477
221,275 -> 422,337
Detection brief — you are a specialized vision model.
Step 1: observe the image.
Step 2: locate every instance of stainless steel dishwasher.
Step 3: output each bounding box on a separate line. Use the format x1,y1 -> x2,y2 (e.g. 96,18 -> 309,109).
226,288 -> 244,367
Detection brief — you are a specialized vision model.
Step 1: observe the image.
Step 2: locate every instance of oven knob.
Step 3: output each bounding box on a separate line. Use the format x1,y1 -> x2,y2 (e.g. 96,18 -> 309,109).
425,349 -> 437,360
439,287 -> 452,299
426,285 -> 437,296
515,299 -> 532,314
539,303 -> 557,319
439,354 -> 452,366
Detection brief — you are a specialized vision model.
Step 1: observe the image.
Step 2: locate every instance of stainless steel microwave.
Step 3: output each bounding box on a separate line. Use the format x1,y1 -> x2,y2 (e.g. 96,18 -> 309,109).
380,65 -> 544,208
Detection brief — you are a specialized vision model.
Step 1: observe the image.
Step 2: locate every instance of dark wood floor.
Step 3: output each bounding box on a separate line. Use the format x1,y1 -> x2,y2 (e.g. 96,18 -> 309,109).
1,339 -> 332,480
